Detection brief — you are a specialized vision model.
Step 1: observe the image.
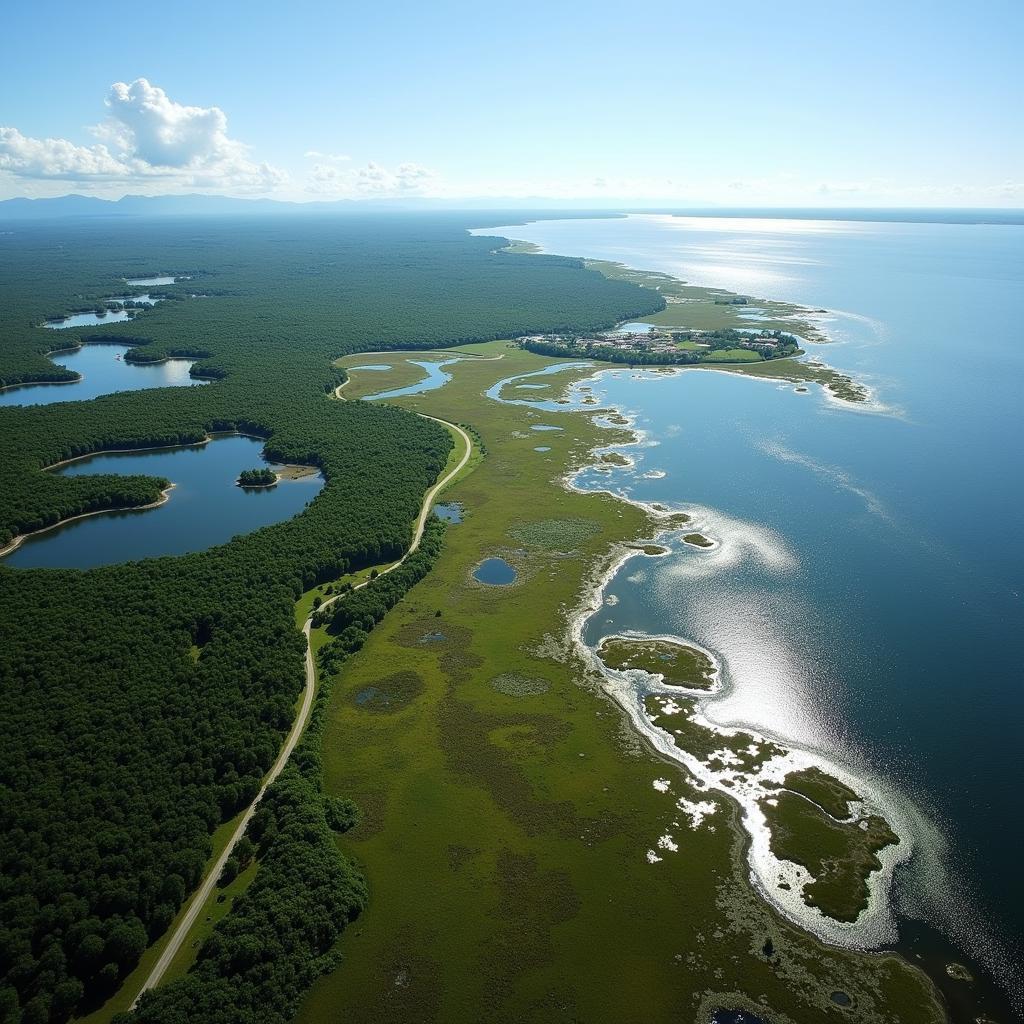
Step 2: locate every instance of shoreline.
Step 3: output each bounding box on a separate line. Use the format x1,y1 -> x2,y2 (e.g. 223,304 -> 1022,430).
490,227 -> 876,405
555,371 -> 916,946
516,353 -> 1007,1016
0,484 -> 175,560
488,359 -> 918,947
297,343 -> 953,1021
1,431 -> 293,561
0,340 -> 206,398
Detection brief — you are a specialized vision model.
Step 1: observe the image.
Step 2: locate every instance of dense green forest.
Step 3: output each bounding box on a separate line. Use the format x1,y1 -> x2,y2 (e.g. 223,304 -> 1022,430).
237,468 -> 276,487
0,214 -> 661,1023
123,522 -> 447,1024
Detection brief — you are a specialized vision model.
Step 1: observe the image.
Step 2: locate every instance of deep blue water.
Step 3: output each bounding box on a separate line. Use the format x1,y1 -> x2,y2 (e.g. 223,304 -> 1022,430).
0,344 -> 206,407
480,215 -> 1024,1001
3,435 -> 322,568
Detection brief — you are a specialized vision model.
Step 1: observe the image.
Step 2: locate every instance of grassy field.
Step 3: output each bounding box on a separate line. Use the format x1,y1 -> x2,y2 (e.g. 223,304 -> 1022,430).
700,347 -> 763,362
335,357 -> 429,399
294,343 -> 943,1024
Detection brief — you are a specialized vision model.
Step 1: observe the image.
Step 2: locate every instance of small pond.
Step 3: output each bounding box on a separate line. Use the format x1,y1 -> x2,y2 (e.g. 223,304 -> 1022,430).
615,321 -> 656,333
433,502 -> 463,523
107,292 -> 159,306
530,424 -> 562,432
355,686 -> 385,706
473,557 -> 517,585
44,309 -> 135,330
534,446 -> 551,452
125,275 -> 180,286
363,358 -> 460,401
2,435 -> 323,569
349,364 -> 392,371
0,345 -> 207,408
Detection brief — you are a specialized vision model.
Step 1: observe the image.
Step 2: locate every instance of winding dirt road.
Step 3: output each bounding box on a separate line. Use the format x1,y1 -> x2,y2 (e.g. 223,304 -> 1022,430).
131,413 -> 471,1005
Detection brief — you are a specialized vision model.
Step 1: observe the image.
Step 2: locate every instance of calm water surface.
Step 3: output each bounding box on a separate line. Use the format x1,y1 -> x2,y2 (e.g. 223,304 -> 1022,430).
479,215 -> 1024,1004
474,557 -> 517,585
44,309 -> 133,329
0,344 -> 206,407
363,358 -> 459,401
125,275 -> 178,286
4,435 -> 322,568
433,502 -> 463,523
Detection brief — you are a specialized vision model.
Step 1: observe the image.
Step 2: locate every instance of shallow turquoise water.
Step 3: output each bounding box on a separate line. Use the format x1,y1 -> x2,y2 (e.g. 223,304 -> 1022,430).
3,435 -> 322,568
481,215 -> 1024,1003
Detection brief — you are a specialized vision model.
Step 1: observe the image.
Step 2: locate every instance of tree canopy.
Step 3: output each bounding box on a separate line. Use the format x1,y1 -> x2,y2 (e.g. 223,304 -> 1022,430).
0,213 -> 662,1022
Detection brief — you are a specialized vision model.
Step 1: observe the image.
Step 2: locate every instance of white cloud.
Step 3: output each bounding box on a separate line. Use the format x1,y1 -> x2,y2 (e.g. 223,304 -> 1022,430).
356,161 -> 435,194
304,156 -> 437,197
0,127 -> 124,179
0,78 -> 284,192
304,150 -> 351,162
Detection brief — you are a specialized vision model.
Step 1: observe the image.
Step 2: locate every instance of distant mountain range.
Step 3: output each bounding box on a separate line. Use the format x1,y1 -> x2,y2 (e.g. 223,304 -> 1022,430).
0,193 -> 1022,224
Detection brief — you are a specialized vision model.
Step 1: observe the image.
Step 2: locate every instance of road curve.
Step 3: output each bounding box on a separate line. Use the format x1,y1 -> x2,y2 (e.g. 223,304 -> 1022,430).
131,414 -> 471,1006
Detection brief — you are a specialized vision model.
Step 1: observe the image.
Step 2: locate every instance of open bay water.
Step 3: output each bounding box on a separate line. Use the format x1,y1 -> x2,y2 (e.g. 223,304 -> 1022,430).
475,215 -> 1024,1009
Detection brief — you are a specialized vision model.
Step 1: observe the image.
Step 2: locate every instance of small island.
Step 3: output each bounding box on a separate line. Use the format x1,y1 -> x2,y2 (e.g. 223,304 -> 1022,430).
598,636 -> 718,690
628,543 -> 669,556
761,775 -> 899,923
237,467 -> 278,488
683,532 -> 714,548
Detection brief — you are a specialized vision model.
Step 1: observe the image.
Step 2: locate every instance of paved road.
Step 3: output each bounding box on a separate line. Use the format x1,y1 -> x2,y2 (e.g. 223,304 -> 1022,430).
131,414 -> 471,1006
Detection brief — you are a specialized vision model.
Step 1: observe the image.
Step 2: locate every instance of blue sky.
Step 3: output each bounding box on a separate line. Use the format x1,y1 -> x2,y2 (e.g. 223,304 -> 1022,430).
2,0 -> 1022,205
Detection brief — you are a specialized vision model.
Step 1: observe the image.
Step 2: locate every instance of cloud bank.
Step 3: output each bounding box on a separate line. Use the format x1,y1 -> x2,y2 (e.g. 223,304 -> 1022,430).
0,78 -> 284,192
